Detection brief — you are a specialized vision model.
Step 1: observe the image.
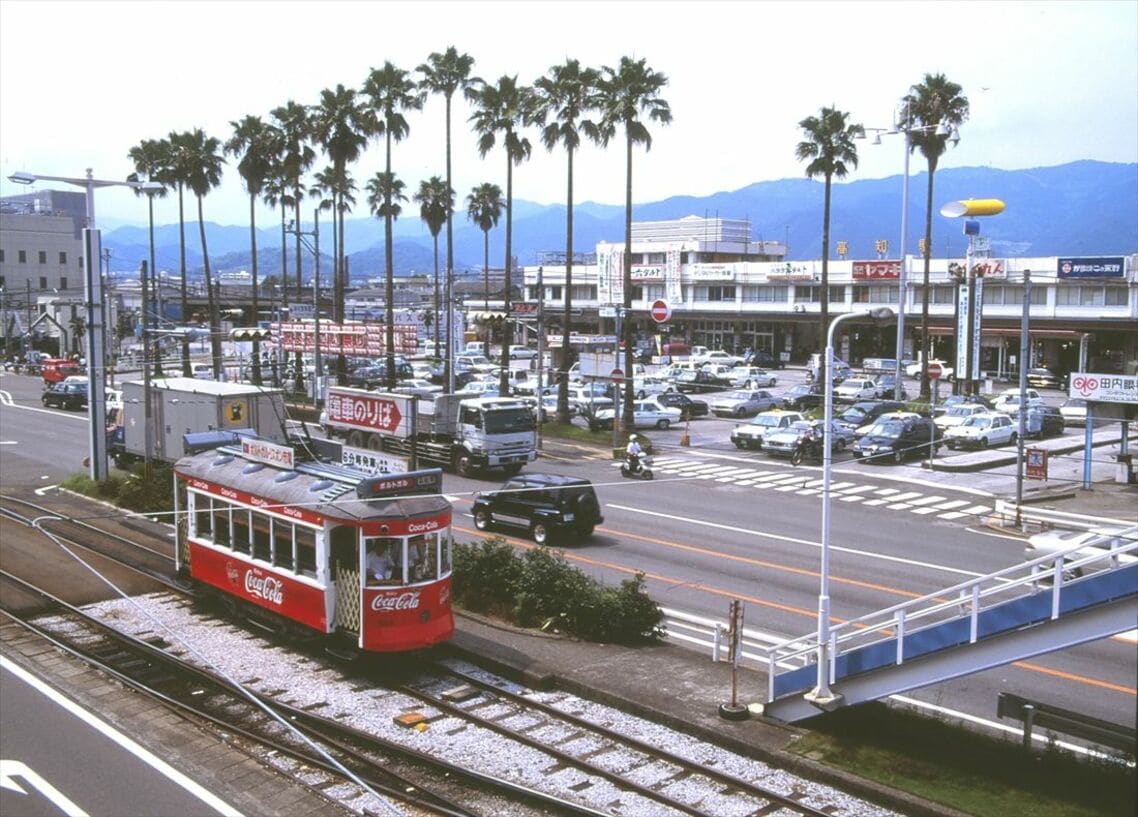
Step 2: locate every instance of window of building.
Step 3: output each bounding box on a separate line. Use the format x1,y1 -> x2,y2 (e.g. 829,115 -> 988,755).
18,250 -> 27,264
570,285 -> 596,300
0,250 -> 5,263
982,285 -> 1047,305
1056,286 -> 1108,306
39,277 -> 47,289
630,285 -> 643,301
693,285 -> 735,302
829,285 -> 846,304
794,286 -> 820,303
1105,286 -> 1126,306
60,277 -> 68,290
642,284 -> 666,301
644,252 -> 665,264
59,251 -> 68,265
38,251 -> 47,264
741,285 -> 788,303
549,285 -> 562,300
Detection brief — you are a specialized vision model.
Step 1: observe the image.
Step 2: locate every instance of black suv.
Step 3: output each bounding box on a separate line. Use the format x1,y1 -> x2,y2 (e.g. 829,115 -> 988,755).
472,474 -> 603,545
41,381 -> 88,411
853,415 -> 940,463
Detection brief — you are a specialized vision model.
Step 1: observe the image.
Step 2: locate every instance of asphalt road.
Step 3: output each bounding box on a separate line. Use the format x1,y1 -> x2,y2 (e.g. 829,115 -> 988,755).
2,368 -> 1133,739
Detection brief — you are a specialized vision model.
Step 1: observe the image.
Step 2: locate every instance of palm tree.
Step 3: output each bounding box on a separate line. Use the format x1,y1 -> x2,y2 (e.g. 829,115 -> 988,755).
180,128 -> 226,378
261,163 -> 293,384
534,59 -> 602,424
270,100 -> 316,304
466,183 -> 504,358
904,73 -> 970,399
225,115 -> 280,385
418,46 -> 476,388
468,75 -> 535,396
595,57 -> 671,429
310,84 -> 370,333
309,164 -> 357,376
413,176 -> 454,359
363,61 -> 425,392
365,171 -> 407,390
165,131 -> 196,376
795,106 -> 863,391
126,137 -> 170,377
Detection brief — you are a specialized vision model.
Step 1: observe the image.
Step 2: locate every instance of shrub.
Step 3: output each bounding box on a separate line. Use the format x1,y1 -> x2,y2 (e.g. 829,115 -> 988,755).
453,538 -> 665,645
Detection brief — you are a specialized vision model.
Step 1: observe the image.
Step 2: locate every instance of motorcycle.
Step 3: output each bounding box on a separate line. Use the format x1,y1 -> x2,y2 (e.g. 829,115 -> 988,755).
790,435 -> 824,466
620,453 -> 654,480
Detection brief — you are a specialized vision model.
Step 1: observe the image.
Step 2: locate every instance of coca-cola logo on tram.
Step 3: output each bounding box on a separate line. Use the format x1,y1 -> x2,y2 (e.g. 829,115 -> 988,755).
370,591 -> 422,612
244,568 -> 285,606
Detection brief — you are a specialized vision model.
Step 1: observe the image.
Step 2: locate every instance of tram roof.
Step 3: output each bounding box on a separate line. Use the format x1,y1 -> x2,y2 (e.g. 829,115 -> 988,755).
175,447 -> 449,522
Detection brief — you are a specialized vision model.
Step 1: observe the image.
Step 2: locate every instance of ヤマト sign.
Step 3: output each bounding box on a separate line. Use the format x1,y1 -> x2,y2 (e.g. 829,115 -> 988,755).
852,260 -> 901,280
1068,373 -> 1138,404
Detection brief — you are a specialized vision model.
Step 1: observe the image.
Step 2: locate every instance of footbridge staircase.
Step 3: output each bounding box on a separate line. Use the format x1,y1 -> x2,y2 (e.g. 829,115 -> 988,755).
761,531 -> 1137,723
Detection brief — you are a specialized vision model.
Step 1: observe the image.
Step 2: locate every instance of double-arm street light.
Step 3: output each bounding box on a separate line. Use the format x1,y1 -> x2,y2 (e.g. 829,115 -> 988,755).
805,306 -> 895,711
8,169 -> 162,481
859,110 -> 960,401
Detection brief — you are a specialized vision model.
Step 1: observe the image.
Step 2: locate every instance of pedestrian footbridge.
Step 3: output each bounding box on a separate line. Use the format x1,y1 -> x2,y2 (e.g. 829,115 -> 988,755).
761,533 -> 1137,723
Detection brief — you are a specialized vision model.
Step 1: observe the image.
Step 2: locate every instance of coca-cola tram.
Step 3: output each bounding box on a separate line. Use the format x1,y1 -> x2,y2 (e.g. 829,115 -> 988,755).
173,438 -> 454,653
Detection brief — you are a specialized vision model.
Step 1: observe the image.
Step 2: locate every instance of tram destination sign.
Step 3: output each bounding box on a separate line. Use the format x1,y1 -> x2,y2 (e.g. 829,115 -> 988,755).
356,468 -> 444,500
241,438 -> 295,469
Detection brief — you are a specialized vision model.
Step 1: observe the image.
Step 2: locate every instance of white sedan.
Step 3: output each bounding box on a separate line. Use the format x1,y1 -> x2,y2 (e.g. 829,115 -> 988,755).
588,400 -> 682,431
391,379 -> 443,399
943,412 -> 1018,450
833,378 -> 879,402
729,367 -> 778,388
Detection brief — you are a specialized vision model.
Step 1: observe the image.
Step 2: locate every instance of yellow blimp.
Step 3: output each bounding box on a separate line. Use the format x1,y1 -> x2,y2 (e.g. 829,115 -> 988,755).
940,199 -> 1006,217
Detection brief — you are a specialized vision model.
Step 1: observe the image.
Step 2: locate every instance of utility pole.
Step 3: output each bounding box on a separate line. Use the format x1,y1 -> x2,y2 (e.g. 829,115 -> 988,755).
536,266 -> 545,450
140,261 -> 154,479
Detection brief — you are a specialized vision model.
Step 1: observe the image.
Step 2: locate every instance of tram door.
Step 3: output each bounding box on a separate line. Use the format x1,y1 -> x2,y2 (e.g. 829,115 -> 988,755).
329,526 -> 361,634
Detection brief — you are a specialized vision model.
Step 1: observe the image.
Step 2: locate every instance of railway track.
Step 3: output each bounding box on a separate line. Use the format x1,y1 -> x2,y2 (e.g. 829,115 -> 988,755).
2,491 -> 899,816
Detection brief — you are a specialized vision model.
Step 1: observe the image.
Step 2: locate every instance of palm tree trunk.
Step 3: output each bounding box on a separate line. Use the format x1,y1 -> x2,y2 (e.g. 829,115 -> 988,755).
444,93 -> 455,395
178,184 -> 191,376
820,175 -> 832,390
919,163 -> 938,400
249,193 -> 261,385
433,234 -> 441,358
499,155 -> 513,397
293,194 -> 304,395
621,134 -> 635,432
557,147 -> 575,425
483,231 -> 491,358
197,198 -> 222,379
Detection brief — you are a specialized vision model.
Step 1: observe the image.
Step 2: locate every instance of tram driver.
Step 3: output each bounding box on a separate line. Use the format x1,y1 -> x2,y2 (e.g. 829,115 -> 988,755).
367,539 -> 399,584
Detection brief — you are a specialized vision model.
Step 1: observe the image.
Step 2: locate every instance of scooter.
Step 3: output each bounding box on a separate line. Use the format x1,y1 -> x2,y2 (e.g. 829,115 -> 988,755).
620,454 -> 654,480
790,435 -> 824,466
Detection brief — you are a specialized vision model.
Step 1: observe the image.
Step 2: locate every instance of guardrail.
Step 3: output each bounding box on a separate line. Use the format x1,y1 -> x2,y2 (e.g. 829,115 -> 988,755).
992,499 -> 1135,532
997,692 -> 1136,755
658,606 -> 795,669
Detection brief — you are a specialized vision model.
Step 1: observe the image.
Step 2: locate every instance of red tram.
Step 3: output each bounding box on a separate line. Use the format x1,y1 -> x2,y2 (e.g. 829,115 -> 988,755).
173,438 -> 454,653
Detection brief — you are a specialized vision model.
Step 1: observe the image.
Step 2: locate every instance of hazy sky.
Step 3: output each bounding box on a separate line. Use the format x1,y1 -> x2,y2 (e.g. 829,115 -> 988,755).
2,0 -> 1135,229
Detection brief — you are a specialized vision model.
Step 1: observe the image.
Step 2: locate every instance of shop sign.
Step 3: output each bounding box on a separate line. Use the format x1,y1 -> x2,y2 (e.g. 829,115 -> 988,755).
1068,373 -> 1138,404
688,265 -> 735,281
1057,256 -> 1125,279
852,260 -> 901,279
630,266 -> 664,281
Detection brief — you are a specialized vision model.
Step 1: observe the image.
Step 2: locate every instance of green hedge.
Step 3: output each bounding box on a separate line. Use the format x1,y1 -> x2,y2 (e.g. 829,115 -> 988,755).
453,537 -> 665,644
61,461 -> 175,515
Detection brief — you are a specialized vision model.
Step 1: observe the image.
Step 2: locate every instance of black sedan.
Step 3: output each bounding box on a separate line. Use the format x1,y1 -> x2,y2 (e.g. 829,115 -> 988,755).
652,391 -> 709,420
779,383 -> 823,411
674,370 -> 732,394
41,381 -> 88,411
1026,367 -> 1067,390
853,416 -> 940,464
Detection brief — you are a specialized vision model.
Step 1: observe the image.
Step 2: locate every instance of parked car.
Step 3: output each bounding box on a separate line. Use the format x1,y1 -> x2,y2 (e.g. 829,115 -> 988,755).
708,389 -> 779,418
932,393 -> 995,417
588,400 -> 681,431
622,376 -> 672,399
833,378 -> 880,403
990,388 -> 1044,414
943,412 -> 1018,450
834,400 -> 906,436
192,363 -> 213,380
455,380 -> 502,398
508,345 -> 538,360
1025,367 -> 1067,390
905,358 -> 954,380
1025,523 -> 1137,578
729,366 -> 778,389
41,381 -> 88,411
933,403 -> 991,431
457,354 -> 497,373
1028,405 -> 1066,439
779,383 -> 824,412
565,384 -> 614,415
872,374 -> 909,400
695,349 -> 744,366
649,391 -> 709,420
730,409 -> 805,450
745,349 -> 785,370
391,379 -> 443,399
853,415 -> 940,463
764,419 -> 856,458
675,369 -> 732,394
472,474 -> 603,545
1058,397 -> 1089,427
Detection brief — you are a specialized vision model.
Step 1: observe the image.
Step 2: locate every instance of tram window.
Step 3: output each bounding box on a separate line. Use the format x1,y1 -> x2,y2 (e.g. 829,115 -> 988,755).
272,520 -> 294,570
295,527 -> 317,576
364,537 -> 401,585
408,535 -> 431,581
251,512 -> 272,562
195,495 -> 213,539
440,529 -> 452,575
231,509 -> 251,554
213,504 -> 231,546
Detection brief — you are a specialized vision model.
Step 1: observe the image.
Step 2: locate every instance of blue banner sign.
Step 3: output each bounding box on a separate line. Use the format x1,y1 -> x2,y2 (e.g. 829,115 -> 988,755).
1057,257 -> 1125,279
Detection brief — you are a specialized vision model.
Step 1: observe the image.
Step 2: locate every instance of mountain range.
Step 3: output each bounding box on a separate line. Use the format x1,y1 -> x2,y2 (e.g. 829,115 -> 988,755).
102,160 -> 1137,281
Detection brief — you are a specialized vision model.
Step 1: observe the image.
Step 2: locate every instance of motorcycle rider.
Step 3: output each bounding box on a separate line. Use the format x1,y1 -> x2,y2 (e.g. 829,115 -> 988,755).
625,433 -> 643,474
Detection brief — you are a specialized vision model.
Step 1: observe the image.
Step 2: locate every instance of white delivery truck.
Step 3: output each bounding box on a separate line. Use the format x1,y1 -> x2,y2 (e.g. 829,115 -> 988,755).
321,387 -> 536,478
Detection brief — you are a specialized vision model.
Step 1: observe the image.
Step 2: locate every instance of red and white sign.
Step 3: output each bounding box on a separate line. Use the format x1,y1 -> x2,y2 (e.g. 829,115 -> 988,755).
650,299 -> 671,324
852,260 -> 901,280
610,368 -> 625,383
278,320 -> 417,356
241,438 -> 295,470
325,387 -> 409,436
927,362 -> 944,380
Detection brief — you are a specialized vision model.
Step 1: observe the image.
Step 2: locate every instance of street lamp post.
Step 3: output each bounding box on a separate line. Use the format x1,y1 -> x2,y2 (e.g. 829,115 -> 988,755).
805,306 -> 894,711
286,211 -> 322,404
8,169 -> 161,481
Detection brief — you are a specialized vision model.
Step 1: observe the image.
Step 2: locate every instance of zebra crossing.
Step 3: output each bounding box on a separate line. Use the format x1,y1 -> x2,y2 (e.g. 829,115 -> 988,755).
646,455 -> 993,522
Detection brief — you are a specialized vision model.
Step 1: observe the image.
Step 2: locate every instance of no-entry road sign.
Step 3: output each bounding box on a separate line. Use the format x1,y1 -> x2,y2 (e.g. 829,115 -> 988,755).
610,368 -> 625,383
927,362 -> 944,380
650,299 -> 671,324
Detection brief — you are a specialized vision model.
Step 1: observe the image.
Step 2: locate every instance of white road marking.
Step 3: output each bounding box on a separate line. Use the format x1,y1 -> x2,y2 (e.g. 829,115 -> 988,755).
34,484 -> 58,496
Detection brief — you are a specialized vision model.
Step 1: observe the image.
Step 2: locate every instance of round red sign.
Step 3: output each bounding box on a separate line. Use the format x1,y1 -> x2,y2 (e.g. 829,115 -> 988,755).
927,362 -> 943,380
610,368 -> 625,383
650,299 -> 671,324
